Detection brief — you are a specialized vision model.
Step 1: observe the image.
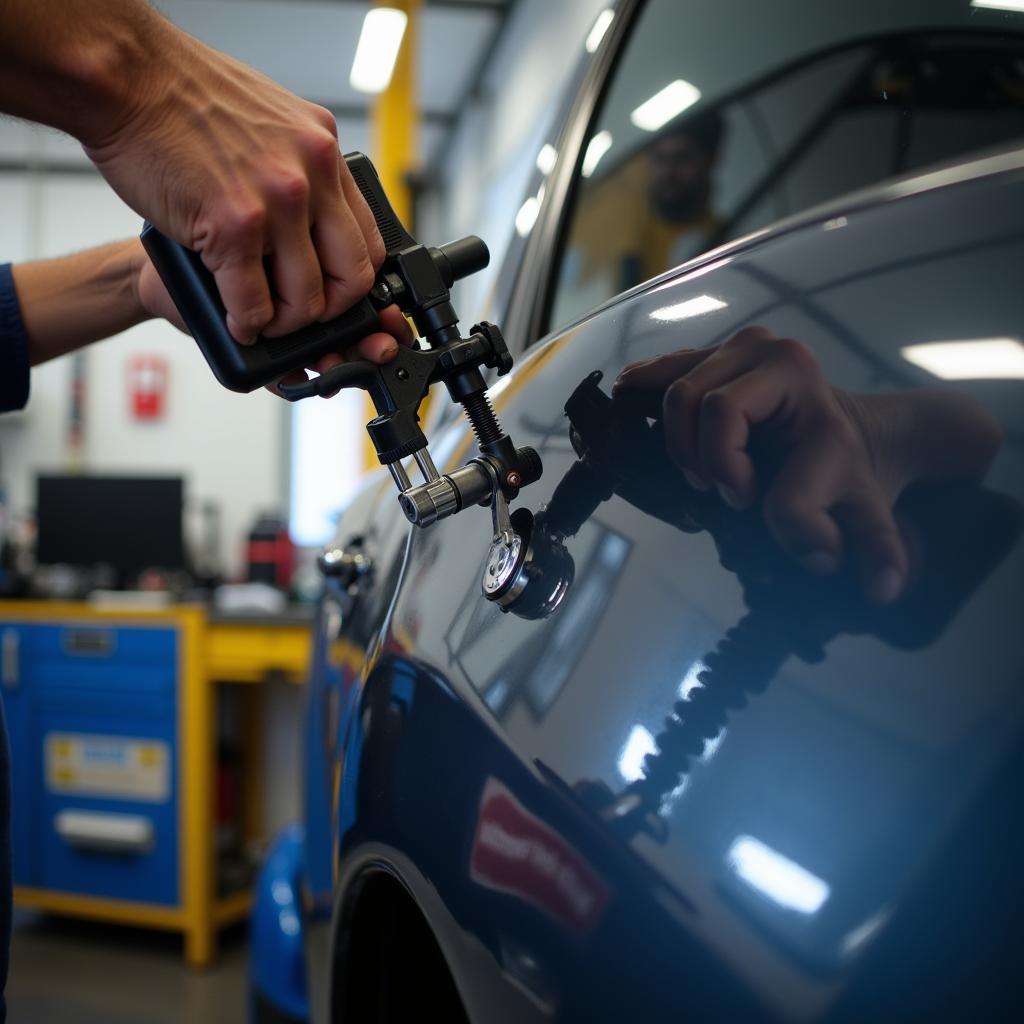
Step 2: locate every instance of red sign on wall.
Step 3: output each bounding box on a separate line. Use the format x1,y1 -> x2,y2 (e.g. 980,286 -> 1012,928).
127,355 -> 168,420
469,777 -> 610,935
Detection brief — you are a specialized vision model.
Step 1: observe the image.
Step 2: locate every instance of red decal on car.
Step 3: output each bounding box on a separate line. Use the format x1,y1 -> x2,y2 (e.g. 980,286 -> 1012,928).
470,777 -> 609,934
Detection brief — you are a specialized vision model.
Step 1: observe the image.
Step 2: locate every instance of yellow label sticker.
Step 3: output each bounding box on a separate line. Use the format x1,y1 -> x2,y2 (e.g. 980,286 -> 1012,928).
45,733 -> 170,803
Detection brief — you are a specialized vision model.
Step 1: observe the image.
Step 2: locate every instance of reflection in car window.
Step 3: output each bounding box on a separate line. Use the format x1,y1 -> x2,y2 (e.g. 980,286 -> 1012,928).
547,0 -> 1024,333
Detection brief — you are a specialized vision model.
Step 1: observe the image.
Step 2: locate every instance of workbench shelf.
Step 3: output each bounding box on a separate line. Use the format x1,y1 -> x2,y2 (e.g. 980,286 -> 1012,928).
1,601 -> 310,966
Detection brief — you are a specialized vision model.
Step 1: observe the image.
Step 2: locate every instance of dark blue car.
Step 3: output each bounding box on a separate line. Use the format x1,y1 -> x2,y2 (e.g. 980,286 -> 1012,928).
252,1 -> 1024,1019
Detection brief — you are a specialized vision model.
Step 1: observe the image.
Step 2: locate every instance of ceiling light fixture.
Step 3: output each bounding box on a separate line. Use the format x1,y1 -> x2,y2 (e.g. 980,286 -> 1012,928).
631,79 -> 702,132
901,337 -> 1024,379
514,196 -> 540,237
970,0 -> 1024,12
581,130 -> 613,178
618,725 -> 657,783
350,7 -> 408,94
650,295 -> 726,322
728,836 -> 830,914
585,9 -> 615,53
536,144 -> 557,176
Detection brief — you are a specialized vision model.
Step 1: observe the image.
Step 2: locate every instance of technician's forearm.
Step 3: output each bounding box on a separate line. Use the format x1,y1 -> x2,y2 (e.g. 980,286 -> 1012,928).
11,239 -> 151,365
0,0 -> 171,147
850,390 -> 1004,492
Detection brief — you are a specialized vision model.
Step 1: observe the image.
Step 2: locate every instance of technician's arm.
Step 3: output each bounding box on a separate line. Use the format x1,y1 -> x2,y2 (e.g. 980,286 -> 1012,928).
9,240 -> 412,374
0,0 -> 385,343
10,240 -> 157,366
0,0 -> 158,151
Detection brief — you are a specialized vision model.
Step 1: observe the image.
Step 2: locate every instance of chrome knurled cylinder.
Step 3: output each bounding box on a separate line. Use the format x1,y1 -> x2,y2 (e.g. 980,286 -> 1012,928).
399,477 -> 460,527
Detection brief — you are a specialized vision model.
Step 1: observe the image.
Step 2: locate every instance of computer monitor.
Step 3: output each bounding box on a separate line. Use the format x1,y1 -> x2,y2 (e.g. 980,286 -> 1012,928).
35,475 -> 185,584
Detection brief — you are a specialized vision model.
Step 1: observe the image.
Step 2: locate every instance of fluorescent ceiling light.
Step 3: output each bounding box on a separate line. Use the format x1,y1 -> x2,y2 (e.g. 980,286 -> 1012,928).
728,836 -> 830,914
970,0 -> 1024,12
536,143 -> 557,176
581,130 -> 612,178
631,79 -> 702,132
678,660 -> 706,700
585,8 -> 615,53
618,725 -> 656,783
514,196 -> 540,237
840,908 -> 890,959
701,728 -> 726,762
350,8 -> 408,94
650,295 -> 726,322
901,337 -> 1024,379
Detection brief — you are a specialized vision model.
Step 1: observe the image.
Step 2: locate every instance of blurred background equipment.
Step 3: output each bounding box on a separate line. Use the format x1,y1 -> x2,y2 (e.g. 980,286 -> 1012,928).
36,474 -> 185,590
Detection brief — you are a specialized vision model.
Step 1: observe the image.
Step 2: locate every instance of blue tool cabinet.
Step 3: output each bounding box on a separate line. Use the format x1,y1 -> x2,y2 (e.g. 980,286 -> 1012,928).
2,619 -> 180,906
0,600 -> 312,965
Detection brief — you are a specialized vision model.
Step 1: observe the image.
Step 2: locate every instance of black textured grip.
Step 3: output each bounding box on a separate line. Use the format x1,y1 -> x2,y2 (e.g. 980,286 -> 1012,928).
139,152 -> 396,394
345,152 -> 417,256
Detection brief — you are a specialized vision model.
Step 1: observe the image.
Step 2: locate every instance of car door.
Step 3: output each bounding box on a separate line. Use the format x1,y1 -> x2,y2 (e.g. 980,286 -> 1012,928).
380,161 -> 1024,1020
325,1 -> 1024,1018
329,0 -> 1024,1015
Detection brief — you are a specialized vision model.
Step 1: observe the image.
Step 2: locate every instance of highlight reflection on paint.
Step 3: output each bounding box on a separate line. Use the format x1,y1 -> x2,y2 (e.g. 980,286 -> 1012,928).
727,835 -> 829,914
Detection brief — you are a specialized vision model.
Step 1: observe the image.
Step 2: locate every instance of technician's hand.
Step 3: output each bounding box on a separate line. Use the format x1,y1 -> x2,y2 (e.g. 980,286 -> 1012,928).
84,25 -> 385,345
614,326 -> 1002,604
133,243 -> 412,399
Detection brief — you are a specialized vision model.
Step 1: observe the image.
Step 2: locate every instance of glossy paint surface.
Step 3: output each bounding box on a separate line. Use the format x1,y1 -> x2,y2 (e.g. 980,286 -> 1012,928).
312,156 -> 1024,1021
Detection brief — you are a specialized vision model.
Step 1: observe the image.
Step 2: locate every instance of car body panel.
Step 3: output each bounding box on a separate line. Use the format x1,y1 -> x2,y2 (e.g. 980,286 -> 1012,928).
306,154 -> 1024,1020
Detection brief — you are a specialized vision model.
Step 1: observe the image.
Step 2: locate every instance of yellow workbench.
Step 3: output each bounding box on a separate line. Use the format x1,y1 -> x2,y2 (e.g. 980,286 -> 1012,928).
3,600 -> 311,966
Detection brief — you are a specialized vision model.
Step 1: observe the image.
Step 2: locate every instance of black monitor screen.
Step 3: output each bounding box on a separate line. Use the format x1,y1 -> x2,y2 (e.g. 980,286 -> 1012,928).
36,475 -> 185,579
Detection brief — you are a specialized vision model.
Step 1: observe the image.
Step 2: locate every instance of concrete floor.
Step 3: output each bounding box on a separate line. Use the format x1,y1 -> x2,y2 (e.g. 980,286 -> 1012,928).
7,910 -> 249,1024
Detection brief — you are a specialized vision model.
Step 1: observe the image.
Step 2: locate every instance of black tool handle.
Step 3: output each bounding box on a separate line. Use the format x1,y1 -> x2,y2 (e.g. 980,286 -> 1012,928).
140,152 -> 412,394
345,151 -> 417,257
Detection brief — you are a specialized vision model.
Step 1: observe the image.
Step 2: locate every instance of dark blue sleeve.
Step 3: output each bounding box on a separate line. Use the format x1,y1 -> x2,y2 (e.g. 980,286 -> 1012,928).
0,263 -> 30,413
0,692 -> 9,1024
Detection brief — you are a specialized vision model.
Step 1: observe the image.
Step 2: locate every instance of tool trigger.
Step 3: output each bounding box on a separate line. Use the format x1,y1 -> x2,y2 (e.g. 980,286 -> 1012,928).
275,360 -> 379,402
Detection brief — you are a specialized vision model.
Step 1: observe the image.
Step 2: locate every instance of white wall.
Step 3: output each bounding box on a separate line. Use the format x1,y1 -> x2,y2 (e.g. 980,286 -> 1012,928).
422,0 -> 612,321
0,122 -> 287,577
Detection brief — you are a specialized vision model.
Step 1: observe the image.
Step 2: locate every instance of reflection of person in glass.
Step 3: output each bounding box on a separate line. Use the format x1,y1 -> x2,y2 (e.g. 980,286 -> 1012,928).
642,111 -> 724,274
562,112 -> 724,305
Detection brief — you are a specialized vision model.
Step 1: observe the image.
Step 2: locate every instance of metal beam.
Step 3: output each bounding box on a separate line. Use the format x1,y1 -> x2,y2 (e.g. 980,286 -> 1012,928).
424,0 -> 518,180
326,102 -> 455,127
0,105 -> 457,179
427,0 -> 509,9
0,159 -> 97,177
461,0 -> 518,104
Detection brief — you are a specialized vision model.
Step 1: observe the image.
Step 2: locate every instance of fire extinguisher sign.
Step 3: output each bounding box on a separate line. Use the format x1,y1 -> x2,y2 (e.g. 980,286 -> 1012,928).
128,355 -> 168,420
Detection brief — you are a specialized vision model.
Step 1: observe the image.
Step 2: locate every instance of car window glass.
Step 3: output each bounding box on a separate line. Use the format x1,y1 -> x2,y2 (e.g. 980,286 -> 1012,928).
546,0 -> 1024,334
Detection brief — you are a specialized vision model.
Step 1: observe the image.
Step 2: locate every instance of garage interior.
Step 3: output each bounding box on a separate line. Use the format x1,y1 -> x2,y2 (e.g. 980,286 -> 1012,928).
0,1 -> 612,1020
2,0 -> 1023,1021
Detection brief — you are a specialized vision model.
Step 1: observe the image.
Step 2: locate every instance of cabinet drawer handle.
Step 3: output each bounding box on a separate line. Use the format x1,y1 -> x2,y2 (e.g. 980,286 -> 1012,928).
54,810 -> 154,854
1,629 -> 18,688
61,629 -> 116,657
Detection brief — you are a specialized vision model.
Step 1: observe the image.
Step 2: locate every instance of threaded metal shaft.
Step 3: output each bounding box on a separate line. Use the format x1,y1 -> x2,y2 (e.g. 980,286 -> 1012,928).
461,391 -> 504,446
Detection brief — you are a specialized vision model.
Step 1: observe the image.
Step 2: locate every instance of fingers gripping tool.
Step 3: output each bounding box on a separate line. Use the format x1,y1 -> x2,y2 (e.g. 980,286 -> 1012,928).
140,152 -> 541,545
